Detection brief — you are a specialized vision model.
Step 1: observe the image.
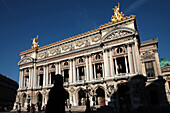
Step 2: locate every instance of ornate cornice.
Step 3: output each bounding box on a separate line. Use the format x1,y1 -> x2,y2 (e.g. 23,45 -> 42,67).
20,15 -> 136,55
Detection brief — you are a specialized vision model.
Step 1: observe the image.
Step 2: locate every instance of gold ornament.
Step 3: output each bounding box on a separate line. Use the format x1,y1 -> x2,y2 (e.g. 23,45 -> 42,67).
32,35 -> 39,49
111,3 -> 124,22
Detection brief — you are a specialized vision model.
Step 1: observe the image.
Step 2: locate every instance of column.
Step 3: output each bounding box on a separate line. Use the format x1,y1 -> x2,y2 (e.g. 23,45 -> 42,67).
37,75 -> 40,86
132,45 -> 137,73
23,76 -> 25,88
43,66 -> 46,86
89,55 -> 93,81
155,51 -> 161,75
73,59 -> 76,83
127,44 -> 133,73
56,63 -> 59,74
46,65 -> 49,86
102,62 -> 105,78
61,69 -> 64,78
114,58 -> 118,74
61,69 -> 64,83
84,66 -> 86,80
124,55 -> 129,74
76,66 -> 79,81
49,73 -> 51,85
104,50 -> 109,78
93,64 -> 96,79
21,70 -> 24,88
85,56 -> 89,81
28,68 -> 31,88
31,68 -> 34,88
134,38 -> 142,74
110,48 -> 115,77
59,62 -> 61,74
33,63 -> 37,88
19,70 -> 22,88
69,60 -> 73,83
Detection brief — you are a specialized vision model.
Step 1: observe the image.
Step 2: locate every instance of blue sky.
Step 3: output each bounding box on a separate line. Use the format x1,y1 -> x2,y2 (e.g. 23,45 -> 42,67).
0,0 -> 170,83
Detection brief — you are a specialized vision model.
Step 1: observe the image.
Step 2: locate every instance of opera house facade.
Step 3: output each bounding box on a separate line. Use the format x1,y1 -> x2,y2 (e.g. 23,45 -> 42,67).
14,3 -> 170,112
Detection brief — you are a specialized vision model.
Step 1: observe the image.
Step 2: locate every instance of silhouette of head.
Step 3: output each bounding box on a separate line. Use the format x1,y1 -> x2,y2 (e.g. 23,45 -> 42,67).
53,74 -> 63,86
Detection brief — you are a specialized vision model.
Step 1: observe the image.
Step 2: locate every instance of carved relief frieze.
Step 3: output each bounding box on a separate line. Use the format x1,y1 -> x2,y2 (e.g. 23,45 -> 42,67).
106,84 -> 114,97
69,87 -> 75,94
62,44 -> 71,52
141,50 -> 155,60
56,47 -> 61,54
104,30 -> 131,42
75,40 -> 85,47
20,59 -> 32,65
85,38 -> 90,47
91,35 -> 101,43
49,48 -> 57,56
39,51 -> 49,59
18,56 -> 33,65
102,28 -> 135,43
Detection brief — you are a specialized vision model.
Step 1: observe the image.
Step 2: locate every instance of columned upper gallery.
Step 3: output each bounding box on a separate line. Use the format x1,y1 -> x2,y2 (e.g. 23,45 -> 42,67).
18,42 -> 139,89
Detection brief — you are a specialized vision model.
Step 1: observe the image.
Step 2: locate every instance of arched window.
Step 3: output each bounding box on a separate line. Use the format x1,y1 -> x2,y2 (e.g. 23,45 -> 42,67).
117,47 -> 123,54
79,58 -> 83,63
26,69 -> 29,72
64,61 -> 68,66
51,64 -> 55,68
40,67 -> 43,71
95,54 -> 101,60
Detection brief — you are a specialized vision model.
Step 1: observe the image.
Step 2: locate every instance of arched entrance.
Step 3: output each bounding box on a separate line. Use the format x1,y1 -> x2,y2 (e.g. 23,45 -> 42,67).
64,90 -> 69,106
96,87 -> 105,105
78,89 -> 86,106
22,93 -> 26,107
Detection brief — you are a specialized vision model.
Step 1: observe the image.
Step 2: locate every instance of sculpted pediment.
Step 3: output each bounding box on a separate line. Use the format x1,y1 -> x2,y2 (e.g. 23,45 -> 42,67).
101,27 -> 136,43
18,56 -> 34,65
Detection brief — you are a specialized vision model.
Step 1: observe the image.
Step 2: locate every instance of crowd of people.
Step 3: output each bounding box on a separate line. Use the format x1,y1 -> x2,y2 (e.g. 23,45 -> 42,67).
16,102 -> 46,113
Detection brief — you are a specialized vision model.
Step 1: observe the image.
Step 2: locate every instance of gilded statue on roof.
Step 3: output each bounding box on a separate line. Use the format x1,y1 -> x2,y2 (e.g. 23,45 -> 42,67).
111,3 -> 124,22
32,35 -> 39,49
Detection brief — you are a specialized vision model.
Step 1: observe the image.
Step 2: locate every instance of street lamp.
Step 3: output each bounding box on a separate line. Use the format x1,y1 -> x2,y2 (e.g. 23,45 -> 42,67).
27,95 -> 31,105
90,90 -> 97,110
85,85 -> 91,113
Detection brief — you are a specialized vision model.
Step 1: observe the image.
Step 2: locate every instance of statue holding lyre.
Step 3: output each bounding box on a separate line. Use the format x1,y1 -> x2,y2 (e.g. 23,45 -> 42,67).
111,3 -> 124,22
32,35 -> 39,49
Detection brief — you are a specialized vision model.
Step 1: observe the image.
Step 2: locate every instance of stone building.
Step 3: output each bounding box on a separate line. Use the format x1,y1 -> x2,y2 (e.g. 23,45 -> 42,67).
159,58 -> 170,105
14,3 -> 169,112
0,73 -> 18,111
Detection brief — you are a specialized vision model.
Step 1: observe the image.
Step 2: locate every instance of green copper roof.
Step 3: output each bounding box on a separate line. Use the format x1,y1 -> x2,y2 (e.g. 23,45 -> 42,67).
160,58 -> 170,68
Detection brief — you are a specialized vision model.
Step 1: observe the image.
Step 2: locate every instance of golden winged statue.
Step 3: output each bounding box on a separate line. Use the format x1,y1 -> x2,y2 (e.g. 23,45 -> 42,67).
32,35 -> 39,49
111,3 -> 124,22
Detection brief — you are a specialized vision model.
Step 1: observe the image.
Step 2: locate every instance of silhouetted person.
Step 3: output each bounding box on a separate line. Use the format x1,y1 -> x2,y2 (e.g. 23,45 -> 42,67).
45,74 -> 65,113
27,104 -> 30,113
30,104 -> 36,113
37,101 -> 42,113
69,104 -> 72,113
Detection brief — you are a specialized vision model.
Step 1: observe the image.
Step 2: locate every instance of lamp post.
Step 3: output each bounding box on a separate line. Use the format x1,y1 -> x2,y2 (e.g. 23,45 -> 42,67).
91,90 -> 97,110
85,85 -> 91,113
27,95 -> 31,105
